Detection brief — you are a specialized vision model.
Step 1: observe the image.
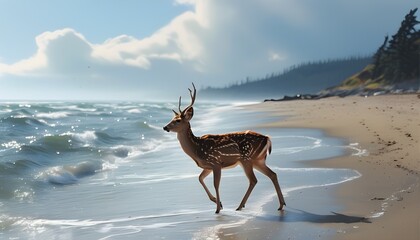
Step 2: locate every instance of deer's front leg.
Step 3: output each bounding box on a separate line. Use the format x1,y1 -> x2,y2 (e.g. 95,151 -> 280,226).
212,166 -> 222,214
199,169 -> 222,207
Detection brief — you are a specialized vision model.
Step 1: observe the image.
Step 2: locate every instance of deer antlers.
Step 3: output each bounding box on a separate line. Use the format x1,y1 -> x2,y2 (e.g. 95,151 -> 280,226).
173,83 -> 196,116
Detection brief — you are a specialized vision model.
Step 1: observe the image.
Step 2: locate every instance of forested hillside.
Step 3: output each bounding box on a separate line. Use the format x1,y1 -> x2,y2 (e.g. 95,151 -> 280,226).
200,56 -> 372,100
325,8 -> 419,95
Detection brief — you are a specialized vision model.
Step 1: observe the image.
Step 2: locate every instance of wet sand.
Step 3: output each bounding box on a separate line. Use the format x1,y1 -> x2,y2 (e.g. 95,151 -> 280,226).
223,94 -> 420,239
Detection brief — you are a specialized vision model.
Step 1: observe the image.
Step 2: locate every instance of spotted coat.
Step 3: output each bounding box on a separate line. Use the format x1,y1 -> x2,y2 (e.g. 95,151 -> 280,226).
188,130 -> 271,167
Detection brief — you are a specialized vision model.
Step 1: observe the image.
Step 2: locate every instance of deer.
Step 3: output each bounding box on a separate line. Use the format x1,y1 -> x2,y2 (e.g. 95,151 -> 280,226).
163,83 -> 286,213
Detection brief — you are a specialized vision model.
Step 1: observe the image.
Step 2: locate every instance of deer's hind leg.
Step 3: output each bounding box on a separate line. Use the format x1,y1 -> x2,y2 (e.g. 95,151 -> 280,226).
212,166 -> 223,213
254,160 -> 286,210
236,162 -> 258,211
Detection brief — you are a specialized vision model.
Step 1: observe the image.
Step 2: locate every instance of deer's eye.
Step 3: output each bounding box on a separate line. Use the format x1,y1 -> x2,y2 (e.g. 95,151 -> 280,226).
175,119 -> 181,123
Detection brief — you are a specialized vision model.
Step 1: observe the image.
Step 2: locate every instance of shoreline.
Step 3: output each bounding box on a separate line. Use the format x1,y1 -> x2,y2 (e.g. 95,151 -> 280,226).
223,94 -> 420,239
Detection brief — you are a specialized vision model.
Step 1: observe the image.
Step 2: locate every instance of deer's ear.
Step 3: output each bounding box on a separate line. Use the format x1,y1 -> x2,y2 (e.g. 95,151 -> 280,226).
183,107 -> 194,121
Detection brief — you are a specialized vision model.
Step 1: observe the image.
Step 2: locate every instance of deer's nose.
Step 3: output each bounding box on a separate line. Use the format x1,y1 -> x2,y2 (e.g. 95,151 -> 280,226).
163,126 -> 169,132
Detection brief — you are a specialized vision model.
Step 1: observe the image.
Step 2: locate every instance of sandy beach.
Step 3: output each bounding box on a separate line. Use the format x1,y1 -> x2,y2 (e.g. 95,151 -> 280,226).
237,94 -> 420,239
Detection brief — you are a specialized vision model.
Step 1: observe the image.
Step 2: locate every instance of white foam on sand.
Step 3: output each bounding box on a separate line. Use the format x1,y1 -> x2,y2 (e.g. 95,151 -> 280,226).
368,182 -> 417,219
7,209 -> 211,239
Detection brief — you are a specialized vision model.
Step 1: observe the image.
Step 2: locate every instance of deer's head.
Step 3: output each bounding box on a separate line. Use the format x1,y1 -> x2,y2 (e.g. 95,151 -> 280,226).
163,83 -> 196,133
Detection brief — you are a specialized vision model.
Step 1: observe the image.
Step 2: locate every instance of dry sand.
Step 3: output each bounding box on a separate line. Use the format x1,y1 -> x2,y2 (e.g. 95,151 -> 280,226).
246,94 -> 420,239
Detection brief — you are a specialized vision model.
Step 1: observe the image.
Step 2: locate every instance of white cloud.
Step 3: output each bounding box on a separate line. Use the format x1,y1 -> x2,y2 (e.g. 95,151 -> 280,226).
92,8 -> 210,73
0,0 -> 418,100
0,7 -> 208,77
174,0 -> 198,6
269,51 -> 286,62
0,54 -> 46,76
0,0 -> 331,79
0,29 -> 91,76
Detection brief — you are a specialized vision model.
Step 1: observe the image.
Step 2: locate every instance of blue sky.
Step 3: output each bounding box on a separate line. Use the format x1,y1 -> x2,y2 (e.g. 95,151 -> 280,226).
0,0 -> 418,100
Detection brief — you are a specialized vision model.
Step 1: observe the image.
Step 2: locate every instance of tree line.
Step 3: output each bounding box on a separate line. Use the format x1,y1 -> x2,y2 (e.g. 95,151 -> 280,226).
204,56 -> 371,90
200,56 -> 372,99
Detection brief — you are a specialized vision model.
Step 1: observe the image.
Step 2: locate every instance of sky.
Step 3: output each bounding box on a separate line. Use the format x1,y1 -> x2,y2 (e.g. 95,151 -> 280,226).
0,0 -> 418,101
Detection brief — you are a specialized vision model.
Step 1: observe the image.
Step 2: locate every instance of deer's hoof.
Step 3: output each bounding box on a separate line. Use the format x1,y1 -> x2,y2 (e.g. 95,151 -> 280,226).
278,202 -> 286,211
211,199 -> 223,209
236,204 -> 245,211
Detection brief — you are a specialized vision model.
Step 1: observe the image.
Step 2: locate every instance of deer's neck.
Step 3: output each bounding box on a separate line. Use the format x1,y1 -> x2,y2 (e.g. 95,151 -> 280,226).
176,124 -> 200,159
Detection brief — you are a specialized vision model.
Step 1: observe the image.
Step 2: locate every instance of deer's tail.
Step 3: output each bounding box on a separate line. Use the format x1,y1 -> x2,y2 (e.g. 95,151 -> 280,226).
258,136 -> 272,160
266,137 -> 272,157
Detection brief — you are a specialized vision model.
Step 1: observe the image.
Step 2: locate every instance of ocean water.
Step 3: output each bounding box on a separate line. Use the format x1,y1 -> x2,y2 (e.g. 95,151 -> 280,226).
0,102 -> 362,239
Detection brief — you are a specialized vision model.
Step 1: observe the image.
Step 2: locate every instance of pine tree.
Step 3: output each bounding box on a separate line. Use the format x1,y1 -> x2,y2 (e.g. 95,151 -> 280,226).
372,35 -> 389,80
372,8 -> 420,84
